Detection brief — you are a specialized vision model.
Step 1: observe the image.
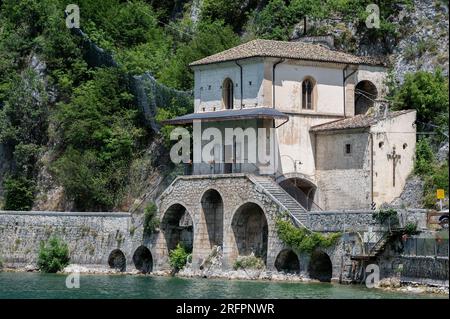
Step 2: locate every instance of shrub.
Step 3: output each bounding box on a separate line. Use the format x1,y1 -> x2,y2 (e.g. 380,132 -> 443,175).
2,176 -> 35,211
233,255 -> 265,270
403,223 -> 420,236
423,161 -> 449,208
372,209 -> 399,226
37,237 -> 70,273
414,138 -> 435,175
275,217 -> 341,253
143,202 -> 160,235
169,243 -> 191,272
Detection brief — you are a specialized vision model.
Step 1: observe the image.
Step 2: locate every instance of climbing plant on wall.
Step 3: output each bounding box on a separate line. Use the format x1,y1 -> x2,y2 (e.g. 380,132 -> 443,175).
275,217 -> 341,253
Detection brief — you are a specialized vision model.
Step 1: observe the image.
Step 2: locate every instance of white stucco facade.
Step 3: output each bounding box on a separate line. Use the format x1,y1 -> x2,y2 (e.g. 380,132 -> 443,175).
187,51 -> 416,209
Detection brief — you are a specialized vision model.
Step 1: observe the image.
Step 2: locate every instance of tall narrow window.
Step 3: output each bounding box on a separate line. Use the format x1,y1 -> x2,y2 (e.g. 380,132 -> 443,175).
302,79 -> 314,110
222,78 -> 234,110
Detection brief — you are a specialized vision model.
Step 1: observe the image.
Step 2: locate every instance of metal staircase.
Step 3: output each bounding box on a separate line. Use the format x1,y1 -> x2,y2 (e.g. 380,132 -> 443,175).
249,175 -> 309,227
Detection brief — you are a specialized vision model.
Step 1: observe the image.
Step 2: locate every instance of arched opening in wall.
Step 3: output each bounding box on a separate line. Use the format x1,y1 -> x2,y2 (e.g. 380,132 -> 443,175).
161,204 -> 193,253
222,78 -> 234,110
132,245 -> 153,274
355,80 -> 378,115
302,77 -> 316,110
279,178 -> 317,210
308,250 -> 332,282
201,189 -> 224,249
232,202 -> 268,263
275,249 -> 300,274
108,249 -> 126,272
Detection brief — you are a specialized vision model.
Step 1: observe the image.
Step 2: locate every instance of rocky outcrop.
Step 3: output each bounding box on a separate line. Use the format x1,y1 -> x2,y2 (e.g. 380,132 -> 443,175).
390,176 -> 425,209
392,0 -> 449,83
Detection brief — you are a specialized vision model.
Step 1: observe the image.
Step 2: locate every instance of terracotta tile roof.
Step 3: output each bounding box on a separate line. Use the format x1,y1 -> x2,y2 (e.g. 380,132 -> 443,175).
190,39 -> 385,67
310,110 -> 414,132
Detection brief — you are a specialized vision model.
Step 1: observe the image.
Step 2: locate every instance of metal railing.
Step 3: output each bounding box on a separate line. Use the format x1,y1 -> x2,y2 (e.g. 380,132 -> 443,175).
402,237 -> 449,257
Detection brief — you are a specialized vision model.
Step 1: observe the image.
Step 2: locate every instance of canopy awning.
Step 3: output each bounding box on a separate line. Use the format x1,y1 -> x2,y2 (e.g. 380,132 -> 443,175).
163,107 -> 289,125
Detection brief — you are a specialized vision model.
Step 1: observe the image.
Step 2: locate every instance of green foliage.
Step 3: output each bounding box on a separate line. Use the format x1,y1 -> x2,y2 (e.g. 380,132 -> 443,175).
246,0 -> 409,42
158,20 -> 240,90
233,255 -> 265,270
391,70 -> 449,143
275,218 -> 341,253
52,68 -> 146,211
415,138 -> 435,175
413,137 -> 449,208
0,68 -> 48,178
372,209 -> 399,226
169,243 -> 191,272
37,237 -> 70,273
403,222 -> 420,236
423,161 -> 449,208
249,0 -> 294,41
143,202 -> 160,235
3,176 -> 35,211
202,0 -> 259,33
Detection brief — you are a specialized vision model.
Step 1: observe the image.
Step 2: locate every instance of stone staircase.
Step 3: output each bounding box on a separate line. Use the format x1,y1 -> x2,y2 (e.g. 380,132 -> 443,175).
351,228 -> 404,261
249,175 -> 309,227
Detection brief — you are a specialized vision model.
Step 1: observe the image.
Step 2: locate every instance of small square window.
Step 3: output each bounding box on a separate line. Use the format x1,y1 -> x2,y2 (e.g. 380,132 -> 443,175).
345,144 -> 352,154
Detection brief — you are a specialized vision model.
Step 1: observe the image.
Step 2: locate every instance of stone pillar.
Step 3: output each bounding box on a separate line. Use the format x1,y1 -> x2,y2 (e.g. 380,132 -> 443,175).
345,82 -> 355,117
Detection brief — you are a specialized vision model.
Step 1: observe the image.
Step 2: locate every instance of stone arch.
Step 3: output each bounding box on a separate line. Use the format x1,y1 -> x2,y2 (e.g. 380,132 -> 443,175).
222,78 -> 234,109
275,249 -> 300,274
200,189 -> 224,249
161,203 -> 193,253
132,245 -> 153,273
355,80 -> 378,115
231,202 -> 268,263
278,177 -> 317,210
308,250 -> 333,282
108,249 -> 126,272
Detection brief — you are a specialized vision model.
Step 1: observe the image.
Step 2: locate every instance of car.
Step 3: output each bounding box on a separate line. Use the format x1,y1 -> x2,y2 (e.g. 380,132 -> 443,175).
438,209 -> 449,230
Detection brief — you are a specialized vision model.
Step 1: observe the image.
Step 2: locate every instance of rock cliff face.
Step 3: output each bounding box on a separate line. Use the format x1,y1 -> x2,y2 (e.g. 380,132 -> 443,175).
392,0 -> 449,83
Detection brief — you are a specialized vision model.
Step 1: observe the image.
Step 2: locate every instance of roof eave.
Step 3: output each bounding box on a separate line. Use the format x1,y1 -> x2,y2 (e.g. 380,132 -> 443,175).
190,56 -> 384,68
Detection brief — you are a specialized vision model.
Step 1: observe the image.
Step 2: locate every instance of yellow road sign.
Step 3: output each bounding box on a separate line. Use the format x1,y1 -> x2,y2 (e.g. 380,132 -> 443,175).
437,189 -> 445,199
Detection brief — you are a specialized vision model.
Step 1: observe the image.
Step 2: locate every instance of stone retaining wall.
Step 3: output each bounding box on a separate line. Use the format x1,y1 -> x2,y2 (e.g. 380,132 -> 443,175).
0,211 -> 141,270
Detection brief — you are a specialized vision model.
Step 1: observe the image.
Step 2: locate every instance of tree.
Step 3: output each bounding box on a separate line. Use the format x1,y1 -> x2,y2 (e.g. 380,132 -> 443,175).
392,70 -> 449,143
158,20 -> 240,90
3,176 -> 35,211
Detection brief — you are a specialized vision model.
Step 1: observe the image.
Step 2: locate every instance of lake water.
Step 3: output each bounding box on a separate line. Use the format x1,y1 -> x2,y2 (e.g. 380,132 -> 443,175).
0,272 -> 446,299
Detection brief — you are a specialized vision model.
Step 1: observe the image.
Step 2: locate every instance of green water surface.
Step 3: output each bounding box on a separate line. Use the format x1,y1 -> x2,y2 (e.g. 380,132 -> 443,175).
0,272 -> 446,299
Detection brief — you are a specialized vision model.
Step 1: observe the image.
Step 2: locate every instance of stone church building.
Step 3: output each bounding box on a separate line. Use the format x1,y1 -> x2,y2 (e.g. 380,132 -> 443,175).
152,39 -> 417,276
165,39 -> 416,211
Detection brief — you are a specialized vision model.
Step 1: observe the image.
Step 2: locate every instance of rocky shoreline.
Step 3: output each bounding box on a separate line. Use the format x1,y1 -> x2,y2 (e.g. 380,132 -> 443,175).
2,263 -> 448,296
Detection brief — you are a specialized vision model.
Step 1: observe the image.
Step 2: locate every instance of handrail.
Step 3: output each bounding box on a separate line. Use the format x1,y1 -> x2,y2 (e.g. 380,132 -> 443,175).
247,174 -> 310,230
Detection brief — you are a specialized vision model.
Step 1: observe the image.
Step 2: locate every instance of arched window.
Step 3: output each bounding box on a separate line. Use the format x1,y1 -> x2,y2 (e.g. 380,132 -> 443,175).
222,78 -> 234,110
302,78 -> 315,110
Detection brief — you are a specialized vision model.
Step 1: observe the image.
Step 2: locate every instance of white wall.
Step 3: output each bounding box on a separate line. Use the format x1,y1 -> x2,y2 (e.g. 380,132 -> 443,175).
193,58 -> 265,112
274,62 -> 345,114
371,111 -> 416,206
